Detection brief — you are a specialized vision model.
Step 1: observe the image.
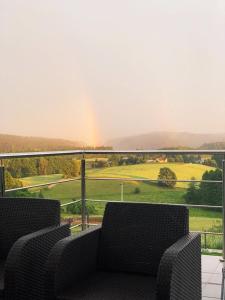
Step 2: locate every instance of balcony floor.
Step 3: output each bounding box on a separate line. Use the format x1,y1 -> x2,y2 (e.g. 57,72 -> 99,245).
202,255 -> 223,299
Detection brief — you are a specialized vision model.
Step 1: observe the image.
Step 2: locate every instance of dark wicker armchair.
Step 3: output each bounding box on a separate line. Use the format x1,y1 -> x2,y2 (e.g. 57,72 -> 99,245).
0,197 -> 70,300
44,202 -> 201,300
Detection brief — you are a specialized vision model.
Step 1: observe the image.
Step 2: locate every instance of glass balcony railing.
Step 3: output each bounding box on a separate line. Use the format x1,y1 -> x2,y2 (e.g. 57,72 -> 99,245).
1,149 -> 225,257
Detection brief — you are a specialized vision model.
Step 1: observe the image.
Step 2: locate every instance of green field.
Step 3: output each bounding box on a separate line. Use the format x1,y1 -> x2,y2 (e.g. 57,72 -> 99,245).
19,162 -> 222,248
22,174 -> 63,187
87,163 -> 216,188
23,177 -> 186,205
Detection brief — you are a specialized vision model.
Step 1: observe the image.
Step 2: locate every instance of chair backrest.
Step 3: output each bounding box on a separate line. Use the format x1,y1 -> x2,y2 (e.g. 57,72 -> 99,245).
0,197 -> 60,259
98,202 -> 189,276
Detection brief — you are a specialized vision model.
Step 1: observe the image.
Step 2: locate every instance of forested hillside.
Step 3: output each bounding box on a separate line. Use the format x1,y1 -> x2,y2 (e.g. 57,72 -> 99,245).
108,132 -> 225,150
200,142 -> 225,150
0,134 -> 112,190
0,134 -> 82,152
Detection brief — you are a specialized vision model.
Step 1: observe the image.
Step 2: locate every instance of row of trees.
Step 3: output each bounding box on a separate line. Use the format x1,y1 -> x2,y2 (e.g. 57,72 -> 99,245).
6,157 -> 81,178
107,154 -> 219,168
167,154 -> 200,163
4,157 -> 81,190
5,170 -> 23,189
157,166 -> 222,206
185,169 -> 222,206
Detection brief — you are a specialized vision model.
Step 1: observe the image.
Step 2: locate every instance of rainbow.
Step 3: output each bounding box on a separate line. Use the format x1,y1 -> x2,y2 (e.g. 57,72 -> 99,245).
82,95 -> 101,147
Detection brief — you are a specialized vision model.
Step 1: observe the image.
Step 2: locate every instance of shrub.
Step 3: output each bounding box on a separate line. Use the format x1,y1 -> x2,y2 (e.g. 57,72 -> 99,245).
5,170 -> 23,189
134,187 -> 141,194
157,167 -> 177,188
66,201 -> 97,215
184,169 -> 222,206
184,177 -> 199,204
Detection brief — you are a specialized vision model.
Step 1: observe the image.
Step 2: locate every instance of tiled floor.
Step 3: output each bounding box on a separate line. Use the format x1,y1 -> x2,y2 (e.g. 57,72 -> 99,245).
202,255 -> 223,299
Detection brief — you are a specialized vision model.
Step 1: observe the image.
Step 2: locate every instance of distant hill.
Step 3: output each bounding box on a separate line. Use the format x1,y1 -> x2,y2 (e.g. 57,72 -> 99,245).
107,132 -> 225,150
0,134 -> 83,153
200,142 -> 225,150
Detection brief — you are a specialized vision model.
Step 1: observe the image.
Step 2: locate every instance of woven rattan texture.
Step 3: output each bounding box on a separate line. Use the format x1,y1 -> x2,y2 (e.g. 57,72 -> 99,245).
157,233 -> 201,300
0,197 -> 60,259
45,226 -> 101,299
4,224 -> 70,300
44,203 -> 201,300
98,202 -> 188,275
57,271 -> 157,300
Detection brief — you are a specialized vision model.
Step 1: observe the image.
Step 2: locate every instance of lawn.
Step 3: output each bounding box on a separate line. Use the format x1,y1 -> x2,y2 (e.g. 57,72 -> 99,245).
87,163 -> 215,188
39,178 -> 223,234
40,180 -> 186,205
21,174 -> 63,186
190,216 -> 222,231
18,163 -> 222,239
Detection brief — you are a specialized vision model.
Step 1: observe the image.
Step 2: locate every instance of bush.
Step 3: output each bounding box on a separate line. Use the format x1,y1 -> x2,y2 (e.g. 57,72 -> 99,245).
133,187 -> 141,194
7,189 -> 38,198
66,201 -> 97,215
184,177 -> 199,204
167,157 -> 175,162
157,167 -> 177,188
5,170 -> 23,189
203,159 -> 217,168
174,155 -> 184,163
199,169 -> 222,206
184,169 -> 222,206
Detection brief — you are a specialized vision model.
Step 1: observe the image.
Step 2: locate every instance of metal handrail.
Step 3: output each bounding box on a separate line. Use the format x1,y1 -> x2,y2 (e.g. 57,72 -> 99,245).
85,198 -> 223,209
86,177 -> 222,183
1,148 -> 225,159
5,177 -> 81,193
60,199 -> 81,207
0,150 -> 83,159
5,176 -> 222,194
192,231 -> 223,236
70,223 -> 82,229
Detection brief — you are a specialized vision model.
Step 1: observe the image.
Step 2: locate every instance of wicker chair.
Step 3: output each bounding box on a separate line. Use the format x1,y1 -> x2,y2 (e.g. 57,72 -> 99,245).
0,197 -> 70,300
45,202 -> 201,300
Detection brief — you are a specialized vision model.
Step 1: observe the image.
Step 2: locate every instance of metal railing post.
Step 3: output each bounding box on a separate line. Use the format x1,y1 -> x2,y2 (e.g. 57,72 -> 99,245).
222,160 -> 225,260
81,159 -> 86,230
0,166 -> 5,197
120,182 -> 124,202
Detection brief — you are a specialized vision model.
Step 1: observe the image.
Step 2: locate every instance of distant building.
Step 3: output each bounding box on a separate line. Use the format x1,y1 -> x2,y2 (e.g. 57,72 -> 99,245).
146,157 -> 168,163
155,157 -> 168,163
146,159 -> 154,163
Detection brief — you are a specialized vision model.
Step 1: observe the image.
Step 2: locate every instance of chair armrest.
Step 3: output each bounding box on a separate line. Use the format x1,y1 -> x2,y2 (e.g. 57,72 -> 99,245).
156,233 -> 201,300
45,225 -> 101,298
4,224 -> 70,300
0,198 -> 61,258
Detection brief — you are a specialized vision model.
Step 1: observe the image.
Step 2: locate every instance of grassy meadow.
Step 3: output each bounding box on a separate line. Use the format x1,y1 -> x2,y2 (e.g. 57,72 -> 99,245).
22,174 -> 63,187
87,162 -> 216,188
20,162 -> 222,249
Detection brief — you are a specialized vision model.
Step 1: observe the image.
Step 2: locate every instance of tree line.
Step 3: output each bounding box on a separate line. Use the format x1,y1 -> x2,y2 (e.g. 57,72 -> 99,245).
157,166 -> 222,206
4,157 -> 81,190
185,169 -> 222,206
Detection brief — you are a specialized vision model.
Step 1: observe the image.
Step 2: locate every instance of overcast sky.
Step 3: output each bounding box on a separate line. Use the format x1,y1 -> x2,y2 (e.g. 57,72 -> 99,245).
1,0 -> 225,145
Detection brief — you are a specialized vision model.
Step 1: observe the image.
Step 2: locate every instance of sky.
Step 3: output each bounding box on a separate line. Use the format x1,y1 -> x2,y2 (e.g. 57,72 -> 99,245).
1,0 -> 225,145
